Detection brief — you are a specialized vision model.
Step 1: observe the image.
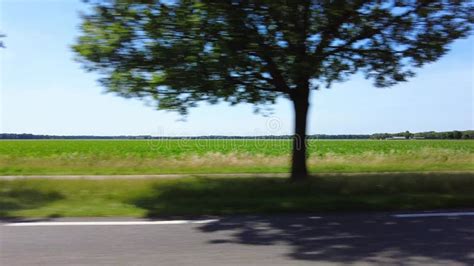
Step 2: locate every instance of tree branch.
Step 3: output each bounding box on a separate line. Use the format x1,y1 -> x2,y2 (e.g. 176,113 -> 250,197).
323,2 -> 431,58
226,2 -> 291,94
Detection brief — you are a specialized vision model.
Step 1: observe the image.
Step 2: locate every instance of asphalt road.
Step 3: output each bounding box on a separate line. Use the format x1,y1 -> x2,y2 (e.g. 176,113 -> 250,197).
1,212 -> 473,266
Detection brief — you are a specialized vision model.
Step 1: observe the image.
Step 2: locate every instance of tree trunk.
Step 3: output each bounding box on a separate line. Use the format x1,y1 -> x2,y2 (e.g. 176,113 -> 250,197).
290,89 -> 309,181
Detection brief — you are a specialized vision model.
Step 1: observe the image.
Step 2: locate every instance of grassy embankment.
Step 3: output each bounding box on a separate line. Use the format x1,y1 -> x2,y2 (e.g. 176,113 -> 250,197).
1,139 -> 473,175
1,173 -> 473,218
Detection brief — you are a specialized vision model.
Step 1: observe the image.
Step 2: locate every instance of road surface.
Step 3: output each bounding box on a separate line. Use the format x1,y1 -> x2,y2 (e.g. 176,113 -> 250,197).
1,212 -> 473,265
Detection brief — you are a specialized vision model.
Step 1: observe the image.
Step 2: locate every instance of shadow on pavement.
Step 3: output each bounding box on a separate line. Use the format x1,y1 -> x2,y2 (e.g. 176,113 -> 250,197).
131,174 -> 474,263
198,214 -> 474,264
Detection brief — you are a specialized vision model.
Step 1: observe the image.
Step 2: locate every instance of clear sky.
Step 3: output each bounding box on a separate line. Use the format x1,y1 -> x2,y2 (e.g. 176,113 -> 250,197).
1,0 -> 473,136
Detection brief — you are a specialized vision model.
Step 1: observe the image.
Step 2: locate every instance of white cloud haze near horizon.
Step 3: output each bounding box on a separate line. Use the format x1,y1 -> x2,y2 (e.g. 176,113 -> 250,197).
0,1 -> 473,136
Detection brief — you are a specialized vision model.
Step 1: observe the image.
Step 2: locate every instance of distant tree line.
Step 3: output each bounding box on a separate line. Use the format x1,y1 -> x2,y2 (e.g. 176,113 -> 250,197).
0,133 -> 368,140
0,134 -> 152,140
1,131 -> 472,140
370,130 -> 474,140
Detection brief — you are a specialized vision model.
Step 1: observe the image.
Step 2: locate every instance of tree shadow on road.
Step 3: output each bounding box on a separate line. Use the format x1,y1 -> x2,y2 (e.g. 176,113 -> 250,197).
131,173 -> 474,263
198,213 -> 474,264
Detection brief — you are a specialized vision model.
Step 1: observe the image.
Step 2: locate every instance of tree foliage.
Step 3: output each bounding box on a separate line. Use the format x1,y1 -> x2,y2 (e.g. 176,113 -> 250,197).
73,0 -> 473,114
74,0 -> 473,179
0,33 -> 6,48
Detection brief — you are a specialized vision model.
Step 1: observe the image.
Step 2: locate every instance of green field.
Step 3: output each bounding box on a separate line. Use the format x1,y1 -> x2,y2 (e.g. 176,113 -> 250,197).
1,139 -> 473,175
2,173 -> 473,218
1,140 -> 473,218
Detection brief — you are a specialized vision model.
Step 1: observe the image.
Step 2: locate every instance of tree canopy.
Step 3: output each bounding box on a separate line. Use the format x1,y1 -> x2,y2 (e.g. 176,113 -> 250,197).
74,0 -> 473,114
74,0 -> 473,179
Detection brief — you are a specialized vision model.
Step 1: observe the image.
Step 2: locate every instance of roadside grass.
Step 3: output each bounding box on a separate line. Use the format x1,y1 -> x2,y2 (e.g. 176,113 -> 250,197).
1,172 -> 473,218
1,140 -> 473,175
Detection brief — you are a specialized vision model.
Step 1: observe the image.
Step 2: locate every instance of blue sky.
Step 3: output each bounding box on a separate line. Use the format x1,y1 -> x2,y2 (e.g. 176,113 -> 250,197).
1,0 -> 473,136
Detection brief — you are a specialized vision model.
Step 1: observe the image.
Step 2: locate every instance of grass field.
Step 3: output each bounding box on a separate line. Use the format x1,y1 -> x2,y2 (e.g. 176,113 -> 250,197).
0,139 -> 473,175
1,173 -> 473,218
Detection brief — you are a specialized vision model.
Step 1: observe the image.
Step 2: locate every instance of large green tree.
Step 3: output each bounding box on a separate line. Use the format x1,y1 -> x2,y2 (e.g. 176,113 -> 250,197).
74,0 -> 473,180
